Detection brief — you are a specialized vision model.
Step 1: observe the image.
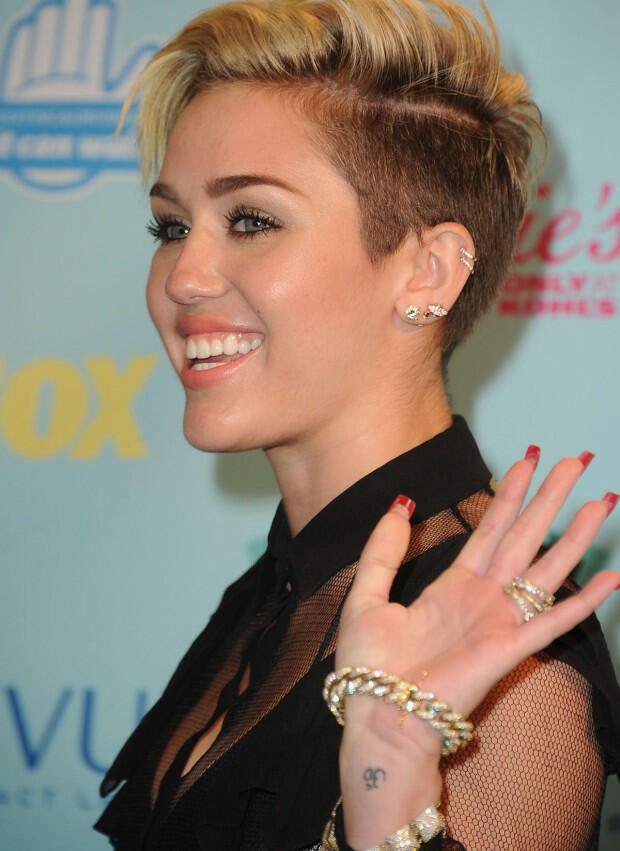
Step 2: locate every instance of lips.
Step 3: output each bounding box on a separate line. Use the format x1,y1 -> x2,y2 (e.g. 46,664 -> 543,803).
177,314 -> 261,338
177,320 -> 264,389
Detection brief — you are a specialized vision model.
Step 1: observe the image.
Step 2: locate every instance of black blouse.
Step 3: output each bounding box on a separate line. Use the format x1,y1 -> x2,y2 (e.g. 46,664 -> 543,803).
95,417 -> 620,850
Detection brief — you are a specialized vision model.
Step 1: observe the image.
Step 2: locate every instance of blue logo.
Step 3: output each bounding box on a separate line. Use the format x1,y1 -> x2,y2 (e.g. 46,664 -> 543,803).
4,685 -> 150,774
1,685 -> 151,813
0,0 -> 160,194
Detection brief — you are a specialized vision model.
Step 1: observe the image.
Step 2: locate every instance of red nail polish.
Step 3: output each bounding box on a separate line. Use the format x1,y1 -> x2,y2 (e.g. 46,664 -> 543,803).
603,492 -> 619,515
524,445 -> 540,467
578,451 -> 595,470
390,494 -> 416,519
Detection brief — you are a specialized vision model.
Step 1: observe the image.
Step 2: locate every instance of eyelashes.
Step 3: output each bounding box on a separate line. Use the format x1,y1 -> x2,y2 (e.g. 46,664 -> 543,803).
146,215 -> 189,244
146,205 -> 282,245
225,204 -> 282,238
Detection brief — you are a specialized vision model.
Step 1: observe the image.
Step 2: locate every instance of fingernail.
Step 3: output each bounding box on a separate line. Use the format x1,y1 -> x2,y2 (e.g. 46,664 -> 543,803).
578,451 -> 595,470
390,494 -> 416,519
524,445 -> 540,467
602,492 -> 619,515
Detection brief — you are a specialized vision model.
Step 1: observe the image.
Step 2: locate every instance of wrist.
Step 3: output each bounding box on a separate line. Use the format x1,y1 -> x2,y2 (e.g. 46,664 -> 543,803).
324,666 -> 473,759
331,798 -> 446,851
341,690 -> 445,761
339,728 -> 442,850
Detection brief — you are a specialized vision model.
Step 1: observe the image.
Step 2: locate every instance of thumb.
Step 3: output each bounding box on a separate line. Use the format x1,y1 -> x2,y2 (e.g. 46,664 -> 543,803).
344,495 -> 415,618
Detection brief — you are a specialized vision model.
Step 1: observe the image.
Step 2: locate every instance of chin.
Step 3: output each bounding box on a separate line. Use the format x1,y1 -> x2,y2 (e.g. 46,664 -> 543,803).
182,404 -> 267,454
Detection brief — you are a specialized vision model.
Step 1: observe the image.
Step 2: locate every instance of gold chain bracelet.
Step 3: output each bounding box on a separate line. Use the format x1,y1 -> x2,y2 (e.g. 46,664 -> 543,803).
323,667 -> 473,756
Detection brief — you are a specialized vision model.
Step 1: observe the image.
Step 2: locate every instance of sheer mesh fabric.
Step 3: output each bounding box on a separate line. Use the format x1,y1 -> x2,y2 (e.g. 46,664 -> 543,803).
157,563 -> 358,811
150,487 -> 605,849
151,597 -> 265,804
402,488 -> 494,563
441,655 -> 604,851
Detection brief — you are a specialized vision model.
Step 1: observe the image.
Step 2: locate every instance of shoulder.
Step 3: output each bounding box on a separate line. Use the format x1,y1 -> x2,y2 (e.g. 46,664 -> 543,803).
442,652 -> 605,850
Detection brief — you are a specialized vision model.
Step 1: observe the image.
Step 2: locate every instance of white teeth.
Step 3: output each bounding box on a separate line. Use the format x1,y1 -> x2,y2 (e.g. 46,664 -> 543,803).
185,333 -> 263,362
222,333 -> 238,355
196,338 -> 211,358
192,362 -> 223,371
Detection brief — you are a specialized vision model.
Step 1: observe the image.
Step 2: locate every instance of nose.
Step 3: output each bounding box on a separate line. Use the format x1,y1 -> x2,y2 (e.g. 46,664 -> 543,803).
164,230 -> 229,305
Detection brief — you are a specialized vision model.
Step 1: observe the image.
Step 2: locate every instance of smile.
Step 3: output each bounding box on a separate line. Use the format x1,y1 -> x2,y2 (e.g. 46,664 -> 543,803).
185,332 -> 264,371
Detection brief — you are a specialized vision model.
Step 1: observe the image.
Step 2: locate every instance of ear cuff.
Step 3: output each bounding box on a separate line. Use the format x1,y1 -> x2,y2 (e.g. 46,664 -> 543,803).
459,247 -> 477,274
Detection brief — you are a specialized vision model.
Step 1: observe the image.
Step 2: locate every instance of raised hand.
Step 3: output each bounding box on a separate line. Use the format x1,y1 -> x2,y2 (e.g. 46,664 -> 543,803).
335,450 -> 618,848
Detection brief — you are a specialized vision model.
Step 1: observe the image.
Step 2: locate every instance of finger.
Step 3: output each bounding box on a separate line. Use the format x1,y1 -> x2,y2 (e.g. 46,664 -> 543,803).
456,452 -> 537,575
501,570 -> 620,667
346,496 -> 414,615
488,455 -> 589,582
526,498 -> 610,592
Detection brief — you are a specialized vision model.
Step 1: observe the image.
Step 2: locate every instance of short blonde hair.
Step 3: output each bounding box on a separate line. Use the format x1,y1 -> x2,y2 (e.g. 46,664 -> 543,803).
124,0 -> 544,356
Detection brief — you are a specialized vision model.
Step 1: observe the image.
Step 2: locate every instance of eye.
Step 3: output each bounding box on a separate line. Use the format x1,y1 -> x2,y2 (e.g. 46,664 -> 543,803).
146,215 -> 190,245
225,205 -> 282,239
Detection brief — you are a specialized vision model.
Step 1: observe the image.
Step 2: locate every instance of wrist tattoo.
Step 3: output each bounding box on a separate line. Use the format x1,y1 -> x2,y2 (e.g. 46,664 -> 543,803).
363,767 -> 387,790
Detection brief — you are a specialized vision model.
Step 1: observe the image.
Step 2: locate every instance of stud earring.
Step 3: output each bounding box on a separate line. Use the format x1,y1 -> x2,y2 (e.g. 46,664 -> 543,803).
459,247 -> 477,274
422,303 -> 449,320
404,305 -> 421,322
404,303 -> 448,323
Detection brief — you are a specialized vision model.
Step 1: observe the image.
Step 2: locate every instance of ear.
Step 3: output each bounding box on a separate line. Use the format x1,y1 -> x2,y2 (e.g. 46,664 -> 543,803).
394,223 -> 475,326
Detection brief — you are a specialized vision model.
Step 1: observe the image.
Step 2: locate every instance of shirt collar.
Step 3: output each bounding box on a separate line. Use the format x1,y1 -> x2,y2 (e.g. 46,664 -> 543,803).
266,416 -> 491,599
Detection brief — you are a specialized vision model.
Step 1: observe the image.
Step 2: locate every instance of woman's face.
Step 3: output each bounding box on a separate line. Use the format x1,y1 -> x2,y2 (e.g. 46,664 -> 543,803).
147,84 -> 403,454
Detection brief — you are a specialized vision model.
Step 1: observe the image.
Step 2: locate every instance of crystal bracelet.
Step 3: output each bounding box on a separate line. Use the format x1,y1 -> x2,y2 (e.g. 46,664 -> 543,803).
323,667 -> 474,756
321,797 -> 446,851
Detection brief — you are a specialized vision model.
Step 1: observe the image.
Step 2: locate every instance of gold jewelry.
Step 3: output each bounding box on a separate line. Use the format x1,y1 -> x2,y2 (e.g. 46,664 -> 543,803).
321,799 -> 340,851
503,575 -> 555,622
459,247 -> 477,273
323,667 -> 473,756
400,671 -> 428,728
403,303 -> 448,324
512,575 -> 555,607
504,586 -> 536,622
321,798 -> 445,851
422,303 -> 448,320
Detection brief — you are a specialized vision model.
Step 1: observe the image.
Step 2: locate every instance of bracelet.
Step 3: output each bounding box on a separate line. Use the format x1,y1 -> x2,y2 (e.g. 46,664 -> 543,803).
322,667 -> 474,756
321,797 -> 446,851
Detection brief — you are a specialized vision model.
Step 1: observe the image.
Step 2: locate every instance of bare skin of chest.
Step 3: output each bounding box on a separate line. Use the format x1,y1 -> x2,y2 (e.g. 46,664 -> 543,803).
180,663 -> 251,777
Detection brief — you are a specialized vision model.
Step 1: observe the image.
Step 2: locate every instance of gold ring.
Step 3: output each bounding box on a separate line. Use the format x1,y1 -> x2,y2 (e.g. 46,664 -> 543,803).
504,576 -> 554,623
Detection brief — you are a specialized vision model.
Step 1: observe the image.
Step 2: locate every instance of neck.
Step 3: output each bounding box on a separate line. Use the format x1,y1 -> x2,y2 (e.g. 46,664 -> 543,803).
266,381 -> 452,536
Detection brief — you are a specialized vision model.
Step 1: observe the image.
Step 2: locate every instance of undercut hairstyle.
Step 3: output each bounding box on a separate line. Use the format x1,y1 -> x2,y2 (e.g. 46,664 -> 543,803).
123,0 -> 544,358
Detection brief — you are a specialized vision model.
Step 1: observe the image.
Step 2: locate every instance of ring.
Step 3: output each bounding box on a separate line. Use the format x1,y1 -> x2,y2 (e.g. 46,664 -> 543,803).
503,575 -> 555,623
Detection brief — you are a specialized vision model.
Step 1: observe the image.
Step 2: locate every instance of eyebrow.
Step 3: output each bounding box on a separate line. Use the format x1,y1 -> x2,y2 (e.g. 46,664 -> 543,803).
149,174 -> 304,202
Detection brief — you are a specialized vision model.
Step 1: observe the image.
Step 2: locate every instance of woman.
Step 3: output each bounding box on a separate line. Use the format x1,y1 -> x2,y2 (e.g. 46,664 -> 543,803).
95,1 -> 620,848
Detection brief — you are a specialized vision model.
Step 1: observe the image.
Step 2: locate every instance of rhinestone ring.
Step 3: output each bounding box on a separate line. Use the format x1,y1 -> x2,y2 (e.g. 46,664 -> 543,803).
503,575 -> 555,623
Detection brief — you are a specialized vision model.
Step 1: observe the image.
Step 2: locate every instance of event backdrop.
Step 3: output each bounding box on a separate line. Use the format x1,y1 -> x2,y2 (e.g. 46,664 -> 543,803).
1,0 -> 618,848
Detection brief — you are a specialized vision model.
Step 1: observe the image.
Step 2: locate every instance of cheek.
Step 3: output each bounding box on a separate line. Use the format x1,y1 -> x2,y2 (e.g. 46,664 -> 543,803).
145,256 -> 170,329
145,273 -> 159,316
254,231 -> 363,317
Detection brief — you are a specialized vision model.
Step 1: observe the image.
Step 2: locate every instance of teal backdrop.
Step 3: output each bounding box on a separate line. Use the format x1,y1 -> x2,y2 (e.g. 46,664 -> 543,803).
1,1 -> 619,848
